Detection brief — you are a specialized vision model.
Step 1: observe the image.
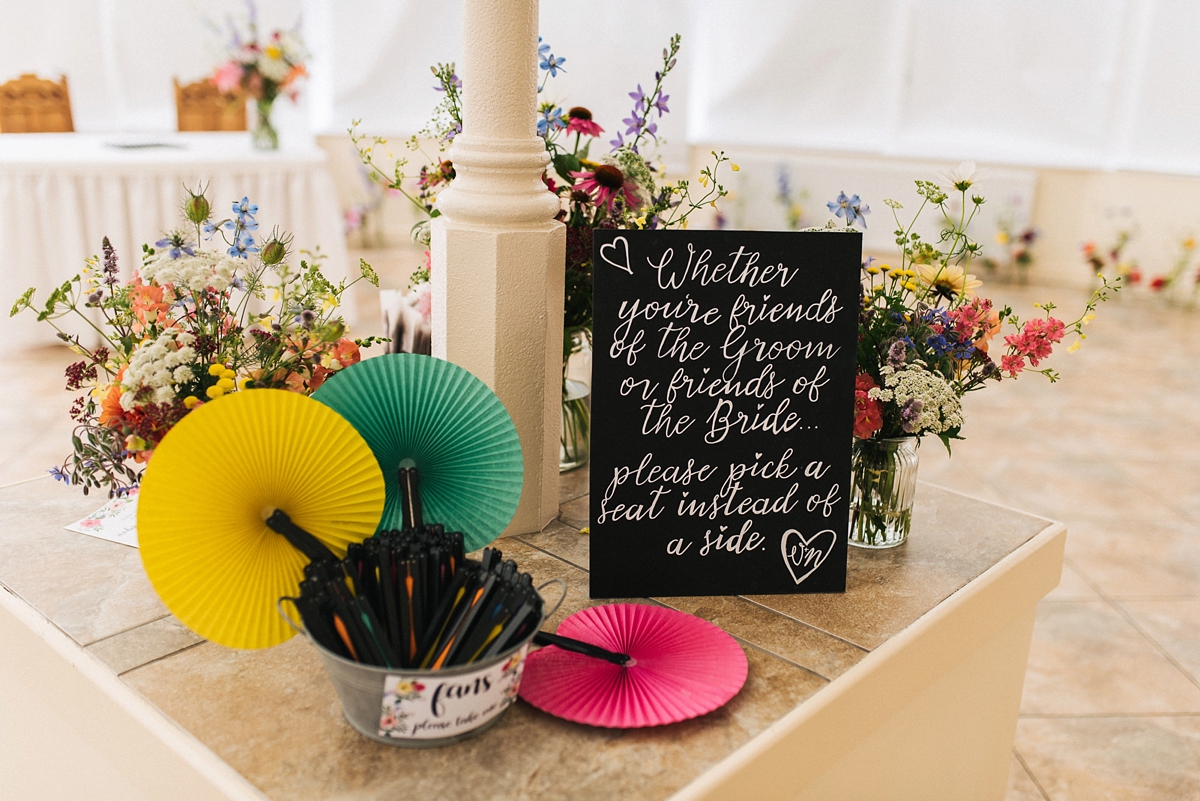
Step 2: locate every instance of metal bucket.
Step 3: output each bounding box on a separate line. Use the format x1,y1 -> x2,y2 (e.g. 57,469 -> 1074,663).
281,579 -> 563,748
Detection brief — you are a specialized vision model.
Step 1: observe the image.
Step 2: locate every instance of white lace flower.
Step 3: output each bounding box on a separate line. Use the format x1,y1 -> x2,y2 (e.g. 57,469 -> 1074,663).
867,363 -> 963,436
120,330 -> 199,410
141,250 -> 239,292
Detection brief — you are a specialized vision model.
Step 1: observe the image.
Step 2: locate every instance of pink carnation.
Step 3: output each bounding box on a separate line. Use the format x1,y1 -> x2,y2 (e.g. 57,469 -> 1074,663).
853,373 -> 884,439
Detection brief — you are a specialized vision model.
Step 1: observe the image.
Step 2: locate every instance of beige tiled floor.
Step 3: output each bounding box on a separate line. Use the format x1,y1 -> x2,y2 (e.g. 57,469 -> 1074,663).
4,283 -> 1197,799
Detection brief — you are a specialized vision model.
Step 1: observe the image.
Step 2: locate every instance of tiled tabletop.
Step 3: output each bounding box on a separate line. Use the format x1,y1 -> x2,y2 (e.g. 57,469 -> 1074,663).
0,470 -> 1052,801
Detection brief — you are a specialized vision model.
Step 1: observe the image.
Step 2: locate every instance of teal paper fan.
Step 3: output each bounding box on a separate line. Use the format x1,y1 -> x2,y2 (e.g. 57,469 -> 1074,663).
312,354 -> 523,551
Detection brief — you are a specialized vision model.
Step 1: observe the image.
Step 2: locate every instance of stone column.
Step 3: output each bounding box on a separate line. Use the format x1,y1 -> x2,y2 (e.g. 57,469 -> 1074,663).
431,0 -> 565,534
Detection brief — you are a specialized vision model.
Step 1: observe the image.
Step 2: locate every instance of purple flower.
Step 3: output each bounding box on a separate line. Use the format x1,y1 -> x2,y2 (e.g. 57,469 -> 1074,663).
887,340 -> 907,368
610,131 -> 625,150
48,466 -> 71,484
154,235 -> 196,259
629,84 -> 646,110
899,398 -> 924,434
433,73 -> 461,92
653,93 -> 670,115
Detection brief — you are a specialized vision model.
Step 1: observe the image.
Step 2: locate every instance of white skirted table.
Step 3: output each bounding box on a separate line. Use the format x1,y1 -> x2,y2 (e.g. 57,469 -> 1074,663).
0,132 -> 348,348
0,471 -> 1064,801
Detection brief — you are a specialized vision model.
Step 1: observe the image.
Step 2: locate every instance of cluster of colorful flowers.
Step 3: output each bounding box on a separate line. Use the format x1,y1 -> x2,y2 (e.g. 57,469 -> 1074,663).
10,188 -> 380,496
210,3 -> 306,102
351,32 -> 732,344
844,162 -> 1115,449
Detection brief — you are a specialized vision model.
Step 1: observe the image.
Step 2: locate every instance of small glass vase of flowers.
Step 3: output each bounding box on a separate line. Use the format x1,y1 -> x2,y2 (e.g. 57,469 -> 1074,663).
211,3 -> 307,150
10,187 -> 382,497
352,33 -> 733,471
839,163 -> 1116,547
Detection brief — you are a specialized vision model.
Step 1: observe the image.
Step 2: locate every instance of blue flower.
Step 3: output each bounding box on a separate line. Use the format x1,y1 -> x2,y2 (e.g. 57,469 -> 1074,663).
826,192 -> 870,229
154,235 -> 196,259
233,196 -> 258,217
202,220 -> 217,239
537,36 -> 550,57
539,53 -> 566,77
47,466 -> 71,484
537,106 -> 566,137
229,234 -> 259,259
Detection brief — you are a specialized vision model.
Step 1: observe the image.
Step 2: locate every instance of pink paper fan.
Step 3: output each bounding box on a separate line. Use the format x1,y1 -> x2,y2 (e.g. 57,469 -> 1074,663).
519,603 -> 748,728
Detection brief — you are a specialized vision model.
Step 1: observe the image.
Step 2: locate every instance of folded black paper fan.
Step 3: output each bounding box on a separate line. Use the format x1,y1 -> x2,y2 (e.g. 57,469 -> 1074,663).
312,354 -> 523,551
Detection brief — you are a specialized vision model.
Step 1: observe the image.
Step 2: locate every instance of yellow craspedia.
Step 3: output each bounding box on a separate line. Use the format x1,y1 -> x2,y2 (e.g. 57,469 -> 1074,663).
220,369 -> 236,381
217,378 -> 235,390
206,385 -> 225,399
866,265 -> 882,275
183,396 -> 200,409
731,163 -> 740,172
237,377 -> 252,390
904,281 -> 919,291
207,364 -> 225,377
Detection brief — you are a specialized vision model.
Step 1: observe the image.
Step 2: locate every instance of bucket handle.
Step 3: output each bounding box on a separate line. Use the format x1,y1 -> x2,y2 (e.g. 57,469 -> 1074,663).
277,596 -> 308,639
537,578 -> 568,620
278,578 -> 567,641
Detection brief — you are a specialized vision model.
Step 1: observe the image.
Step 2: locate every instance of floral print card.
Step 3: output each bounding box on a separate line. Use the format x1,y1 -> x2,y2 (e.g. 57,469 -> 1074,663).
378,649 -> 527,740
64,489 -> 139,548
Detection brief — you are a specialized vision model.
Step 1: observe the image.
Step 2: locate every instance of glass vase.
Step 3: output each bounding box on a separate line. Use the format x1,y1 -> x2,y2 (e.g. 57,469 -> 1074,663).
251,98 -> 279,151
848,436 -> 919,549
560,328 -> 591,472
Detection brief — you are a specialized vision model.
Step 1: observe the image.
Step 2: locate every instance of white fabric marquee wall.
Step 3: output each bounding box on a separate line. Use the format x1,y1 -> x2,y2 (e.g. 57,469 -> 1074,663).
3,0 -> 1199,175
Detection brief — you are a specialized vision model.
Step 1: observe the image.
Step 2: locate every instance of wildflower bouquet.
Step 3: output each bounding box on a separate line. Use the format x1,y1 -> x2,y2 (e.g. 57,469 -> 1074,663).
10,187 -> 381,497
981,213 -> 1038,284
1082,230 -> 1138,286
834,162 -> 1116,546
352,33 -> 733,468
210,2 -> 307,149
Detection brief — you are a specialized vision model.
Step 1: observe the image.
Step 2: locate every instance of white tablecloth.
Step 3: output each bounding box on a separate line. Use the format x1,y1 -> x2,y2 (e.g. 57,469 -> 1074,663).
0,132 -> 349,347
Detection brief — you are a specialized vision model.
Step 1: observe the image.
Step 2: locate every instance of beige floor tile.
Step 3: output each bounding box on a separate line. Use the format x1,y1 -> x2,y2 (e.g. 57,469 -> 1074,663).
1015,716 -> 1200,801
1006,752 -> 1048,801
1021,601 -> 1200,715
1121,599 -> 1200,684
1065,520 -> 1200,599
558,464 -> 590,505
558,494 -> 588,530
85,614 -> 204,674
1041,561 -> 1099,602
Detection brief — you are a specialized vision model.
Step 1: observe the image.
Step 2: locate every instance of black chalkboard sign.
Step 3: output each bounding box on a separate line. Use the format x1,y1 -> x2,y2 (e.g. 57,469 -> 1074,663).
589,229 -> 862,598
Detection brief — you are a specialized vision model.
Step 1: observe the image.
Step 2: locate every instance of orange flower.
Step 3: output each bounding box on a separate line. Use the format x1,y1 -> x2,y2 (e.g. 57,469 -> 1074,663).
98,384 -> 125,426
329,338 -> 361,369
973,309 -> 1002,353
130,285 -> 170,333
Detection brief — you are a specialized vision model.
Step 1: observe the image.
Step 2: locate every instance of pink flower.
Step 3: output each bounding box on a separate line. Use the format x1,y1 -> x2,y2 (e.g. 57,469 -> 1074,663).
571,165 -> 641,214
212,62 -> 244,94
566,107 -> 604,138
1001,354 -> 1025,377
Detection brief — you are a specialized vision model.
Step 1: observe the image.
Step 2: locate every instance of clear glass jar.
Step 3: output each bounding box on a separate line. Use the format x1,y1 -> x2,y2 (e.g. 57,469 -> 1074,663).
848,436 -> 919,548
560,328 -> 591,472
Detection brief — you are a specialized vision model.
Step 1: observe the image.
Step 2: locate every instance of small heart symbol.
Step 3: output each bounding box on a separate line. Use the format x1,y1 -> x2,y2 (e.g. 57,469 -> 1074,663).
754,453 -> 762,459
599,235 -> 633,275
720,525 -> 727,531
757,404 -> 764,410
702,368 -> 710,374
780,529 -> 837,585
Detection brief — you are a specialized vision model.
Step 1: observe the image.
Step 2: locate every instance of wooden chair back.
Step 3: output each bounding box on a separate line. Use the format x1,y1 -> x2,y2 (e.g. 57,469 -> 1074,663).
0,74 -> 74,133
174,77 -> 246,132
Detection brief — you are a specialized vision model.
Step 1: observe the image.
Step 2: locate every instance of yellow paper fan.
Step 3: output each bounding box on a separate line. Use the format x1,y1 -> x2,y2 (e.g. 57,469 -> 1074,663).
137,389 -> 385,649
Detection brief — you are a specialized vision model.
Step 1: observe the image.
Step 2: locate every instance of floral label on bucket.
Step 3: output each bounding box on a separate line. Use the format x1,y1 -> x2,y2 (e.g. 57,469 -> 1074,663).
378,649 -> 527,740
590,229 -> 861,596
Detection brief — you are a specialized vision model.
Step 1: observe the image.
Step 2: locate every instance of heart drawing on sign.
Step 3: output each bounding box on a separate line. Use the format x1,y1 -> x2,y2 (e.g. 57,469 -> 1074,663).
780,529 -> 837,585
599,235 -> 633,275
